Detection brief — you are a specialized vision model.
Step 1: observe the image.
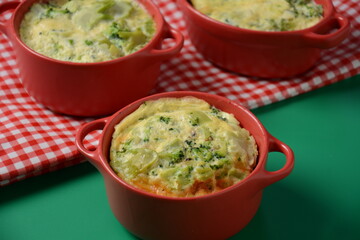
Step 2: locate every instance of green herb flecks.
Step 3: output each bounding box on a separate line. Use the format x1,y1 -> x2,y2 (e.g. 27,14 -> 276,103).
210,106 -> 227,121
159,116 -> 171,124
172,150 -> 185,163
185,140 -> 194,147
119,139 -> 132,153
211,106 -> 220,115
189,114 -> 200,126
210,164 -> 223,170
85,40 -> 94,45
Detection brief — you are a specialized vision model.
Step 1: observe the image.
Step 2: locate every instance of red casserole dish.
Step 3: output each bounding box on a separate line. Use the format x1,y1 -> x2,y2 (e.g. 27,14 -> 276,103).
76,91 -> 295,240
0,0 -> 184,116
178,0 -> 351,78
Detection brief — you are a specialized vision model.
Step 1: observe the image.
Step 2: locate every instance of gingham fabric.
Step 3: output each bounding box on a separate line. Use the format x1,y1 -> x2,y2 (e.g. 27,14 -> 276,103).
1,0 -> 359,186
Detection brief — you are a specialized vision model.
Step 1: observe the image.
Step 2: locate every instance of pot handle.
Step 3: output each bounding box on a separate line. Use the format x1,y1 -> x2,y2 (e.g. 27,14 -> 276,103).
75,117 -> 108,170
304,13 -> 350,49
0,0 -> 20,37
146,23 -> 184,60
257,135 -> 295,188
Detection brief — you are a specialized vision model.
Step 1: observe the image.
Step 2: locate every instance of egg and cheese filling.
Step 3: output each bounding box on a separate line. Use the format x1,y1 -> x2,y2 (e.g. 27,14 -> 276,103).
192,0 -> 323,31
110,97 -> 258,197
19,0 -> 155,63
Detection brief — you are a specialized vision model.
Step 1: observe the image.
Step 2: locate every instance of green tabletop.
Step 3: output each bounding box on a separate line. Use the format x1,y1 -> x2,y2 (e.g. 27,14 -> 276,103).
1,75 -> 359,240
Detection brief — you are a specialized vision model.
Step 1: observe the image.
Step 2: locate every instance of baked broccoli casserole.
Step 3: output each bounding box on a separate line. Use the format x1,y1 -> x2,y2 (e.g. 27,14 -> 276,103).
20,0 -> 155,63
191,0 -> 323,31
109,97 -> 258,197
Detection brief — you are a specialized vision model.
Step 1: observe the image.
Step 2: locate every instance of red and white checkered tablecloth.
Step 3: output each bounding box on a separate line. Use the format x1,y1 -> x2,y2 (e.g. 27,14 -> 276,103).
1,0 -> 359,186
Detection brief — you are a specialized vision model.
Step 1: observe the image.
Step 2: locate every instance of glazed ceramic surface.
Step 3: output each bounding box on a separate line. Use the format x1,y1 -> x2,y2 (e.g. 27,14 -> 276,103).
178,0 -> 350,78
0,0 -> 183,116
76,91 -> 295,240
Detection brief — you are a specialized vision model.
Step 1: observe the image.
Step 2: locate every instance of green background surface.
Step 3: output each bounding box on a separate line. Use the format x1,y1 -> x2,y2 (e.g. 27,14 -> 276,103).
1,75 -> 359,240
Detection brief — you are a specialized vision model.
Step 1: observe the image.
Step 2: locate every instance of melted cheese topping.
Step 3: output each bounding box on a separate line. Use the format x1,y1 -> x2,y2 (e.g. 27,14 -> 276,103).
19,0 -> 155,63
109,97 -> 258,197
192,0 -> 323,31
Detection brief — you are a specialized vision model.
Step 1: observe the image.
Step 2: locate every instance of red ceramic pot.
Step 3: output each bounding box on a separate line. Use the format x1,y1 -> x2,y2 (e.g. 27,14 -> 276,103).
76,91 -> 295,240
178,0 -> 350,78
0,0 -> 183,116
